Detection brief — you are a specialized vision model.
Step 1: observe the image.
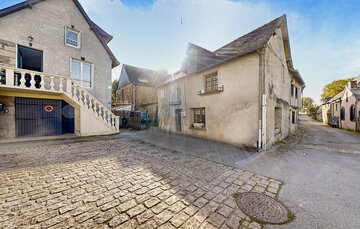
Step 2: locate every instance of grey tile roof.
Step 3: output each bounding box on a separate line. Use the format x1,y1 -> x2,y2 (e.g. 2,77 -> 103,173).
123,64 -> 168,87
0,0 -> 119,67
173,14 -> 304,87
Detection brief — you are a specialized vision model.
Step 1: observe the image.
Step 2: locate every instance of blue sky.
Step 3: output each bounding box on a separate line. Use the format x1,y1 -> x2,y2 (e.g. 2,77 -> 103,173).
1,0 -> 360,104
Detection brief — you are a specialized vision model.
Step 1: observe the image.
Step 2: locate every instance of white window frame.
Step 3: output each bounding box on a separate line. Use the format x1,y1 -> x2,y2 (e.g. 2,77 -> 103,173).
65,26 -> 81,49
70,58 -> 94,89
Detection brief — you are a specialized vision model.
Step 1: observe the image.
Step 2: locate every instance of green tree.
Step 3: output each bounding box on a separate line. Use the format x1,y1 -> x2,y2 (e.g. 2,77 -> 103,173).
302,97 -> 314,111
321,77 -> 355,102
111,79 -> 119,107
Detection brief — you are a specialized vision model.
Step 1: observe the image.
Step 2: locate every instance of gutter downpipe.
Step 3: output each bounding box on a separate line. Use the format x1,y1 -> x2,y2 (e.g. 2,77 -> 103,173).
257,49 -> 265,150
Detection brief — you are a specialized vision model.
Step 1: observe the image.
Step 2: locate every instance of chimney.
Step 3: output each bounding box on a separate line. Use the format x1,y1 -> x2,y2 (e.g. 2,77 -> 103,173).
187,46 -> 198,74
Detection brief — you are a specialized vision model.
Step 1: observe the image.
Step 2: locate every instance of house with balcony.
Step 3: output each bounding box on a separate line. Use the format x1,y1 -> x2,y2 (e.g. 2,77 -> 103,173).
0,0 -> 120,139
157,15 -> 305,150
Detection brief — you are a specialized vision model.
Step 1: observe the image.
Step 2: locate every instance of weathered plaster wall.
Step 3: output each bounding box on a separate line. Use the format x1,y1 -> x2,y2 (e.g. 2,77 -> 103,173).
0,0 -> 113,108
0,96 -> 15,138
264,28 -> 295,145
0,39 -> 16,67
159,53 -> 260,147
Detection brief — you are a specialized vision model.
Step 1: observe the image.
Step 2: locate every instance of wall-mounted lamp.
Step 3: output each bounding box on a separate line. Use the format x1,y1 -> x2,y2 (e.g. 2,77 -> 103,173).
28,36 -> 33,47
71,25 -> 75,29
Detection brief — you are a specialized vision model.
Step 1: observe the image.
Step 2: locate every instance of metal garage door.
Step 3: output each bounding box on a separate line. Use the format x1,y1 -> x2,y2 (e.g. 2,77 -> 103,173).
15,97 -> 62,137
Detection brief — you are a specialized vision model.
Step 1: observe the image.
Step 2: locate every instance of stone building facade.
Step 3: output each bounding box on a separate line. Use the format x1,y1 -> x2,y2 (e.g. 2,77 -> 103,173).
115,64 -> 167,126
158,15 -> 305,149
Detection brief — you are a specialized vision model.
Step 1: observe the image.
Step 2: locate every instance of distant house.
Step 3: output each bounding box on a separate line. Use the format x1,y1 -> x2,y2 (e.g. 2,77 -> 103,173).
340,77 -> 360,131
0,0 -> 119,139
115,64 -> 167,126
321,91 -> 344,128
157,15 -> 305,150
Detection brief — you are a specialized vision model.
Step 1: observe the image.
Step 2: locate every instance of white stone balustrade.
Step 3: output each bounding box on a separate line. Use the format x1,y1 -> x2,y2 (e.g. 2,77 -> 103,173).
0,66 -> 119,132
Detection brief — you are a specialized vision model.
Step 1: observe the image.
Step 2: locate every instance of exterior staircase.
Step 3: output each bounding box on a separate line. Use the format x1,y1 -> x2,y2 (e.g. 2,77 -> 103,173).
0,66 -> 119,136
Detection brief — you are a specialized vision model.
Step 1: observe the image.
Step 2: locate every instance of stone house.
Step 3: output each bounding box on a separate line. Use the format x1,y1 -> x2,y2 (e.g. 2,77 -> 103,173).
339,78 -> 360,131
0,0 -> 120,139
115,64 -> 167,126
157,15 -> 305,150
321,91 -> 344,128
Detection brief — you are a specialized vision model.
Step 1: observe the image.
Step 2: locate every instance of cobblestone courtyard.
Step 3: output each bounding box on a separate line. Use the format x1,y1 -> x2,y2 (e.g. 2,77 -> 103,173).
0,139 -> 282,229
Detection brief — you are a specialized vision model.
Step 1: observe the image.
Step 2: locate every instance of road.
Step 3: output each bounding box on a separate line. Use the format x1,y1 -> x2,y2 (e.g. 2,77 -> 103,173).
241,115 -> 360,229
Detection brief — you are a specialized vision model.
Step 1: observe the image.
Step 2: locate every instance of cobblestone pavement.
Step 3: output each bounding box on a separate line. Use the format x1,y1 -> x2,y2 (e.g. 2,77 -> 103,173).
0,139 -> 282,229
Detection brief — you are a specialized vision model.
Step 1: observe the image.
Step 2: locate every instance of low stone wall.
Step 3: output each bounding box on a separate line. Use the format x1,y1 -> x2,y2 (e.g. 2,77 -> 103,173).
0,96 -> 15,139
112,110 -> 157,130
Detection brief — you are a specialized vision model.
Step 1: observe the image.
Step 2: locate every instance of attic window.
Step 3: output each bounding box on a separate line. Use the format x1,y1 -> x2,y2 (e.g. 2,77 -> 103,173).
65,27 -> 80,48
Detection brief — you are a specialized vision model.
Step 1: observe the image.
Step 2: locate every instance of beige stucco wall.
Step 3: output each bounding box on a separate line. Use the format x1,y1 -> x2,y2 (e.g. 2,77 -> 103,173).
0,0 -> 113,108
158,53 -> 260,147
340,87 -> 359,131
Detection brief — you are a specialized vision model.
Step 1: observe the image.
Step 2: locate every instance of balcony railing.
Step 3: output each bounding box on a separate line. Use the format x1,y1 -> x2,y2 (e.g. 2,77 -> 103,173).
169,99 -> 181,106
198,85 -> 224,95
0,66 -> 119,131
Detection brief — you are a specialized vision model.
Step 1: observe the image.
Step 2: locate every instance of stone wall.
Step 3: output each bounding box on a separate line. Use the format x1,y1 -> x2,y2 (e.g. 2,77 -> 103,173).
116,84 -> 133,105
0,96 -> 15,139
135,85 -> 158,121
0,39 -> 16,67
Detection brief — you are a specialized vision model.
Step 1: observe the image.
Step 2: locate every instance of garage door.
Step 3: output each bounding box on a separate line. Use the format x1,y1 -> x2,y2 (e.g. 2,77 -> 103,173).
15,97 -> 62,137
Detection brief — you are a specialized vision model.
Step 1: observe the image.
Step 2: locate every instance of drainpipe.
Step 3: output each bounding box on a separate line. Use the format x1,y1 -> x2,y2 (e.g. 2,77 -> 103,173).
257,49 -> 265,150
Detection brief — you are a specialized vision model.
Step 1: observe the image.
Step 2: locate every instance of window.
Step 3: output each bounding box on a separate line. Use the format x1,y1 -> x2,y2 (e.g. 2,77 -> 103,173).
193,108 -> 205,124
340,107 -> 345,120
292,111 -> 296,124
17,45 -> 43,72
71,59 -> 92,88
65,27 -> 80,48
205,72 -> 218,92
295,87 -> 298,98
350,105 -> 355,122
291,84 -> 294,97
336,104 -> 338,111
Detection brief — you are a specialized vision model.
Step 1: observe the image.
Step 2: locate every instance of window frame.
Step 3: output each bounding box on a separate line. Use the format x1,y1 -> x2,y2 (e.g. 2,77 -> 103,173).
350,105 -> 355,122
65,26 -> 81,49
193,108 -> 206,124
205,72 -> 218,93
70,58 -> 94,89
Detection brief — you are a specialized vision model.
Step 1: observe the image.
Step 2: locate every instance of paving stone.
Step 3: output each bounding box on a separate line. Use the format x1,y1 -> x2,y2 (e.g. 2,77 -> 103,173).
170,211 -> 190,227
127,204 -> 146,218
0,139 -> 281,228
136,209 -> 154,224
154,210 -> 174,225
108,213 -> 129,227
207,212 -> 226,227
117,199 -> 137,212
144,197 -> 160,208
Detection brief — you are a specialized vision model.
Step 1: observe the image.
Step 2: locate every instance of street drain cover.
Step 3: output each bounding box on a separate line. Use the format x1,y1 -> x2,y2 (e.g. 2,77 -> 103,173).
236,192 -> 290,224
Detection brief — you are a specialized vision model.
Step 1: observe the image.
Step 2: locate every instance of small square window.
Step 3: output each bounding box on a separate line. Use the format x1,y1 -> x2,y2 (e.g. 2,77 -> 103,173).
65,27 -> 80,48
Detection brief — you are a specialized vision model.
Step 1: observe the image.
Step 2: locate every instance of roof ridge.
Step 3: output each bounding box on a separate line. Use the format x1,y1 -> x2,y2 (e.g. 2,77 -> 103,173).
214,14 -> 286,53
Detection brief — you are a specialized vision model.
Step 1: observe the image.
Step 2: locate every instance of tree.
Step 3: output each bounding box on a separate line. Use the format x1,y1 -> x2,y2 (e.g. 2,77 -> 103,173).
302,97 -> 314,111
321,77 -> 355,102
111,79 -> 119,107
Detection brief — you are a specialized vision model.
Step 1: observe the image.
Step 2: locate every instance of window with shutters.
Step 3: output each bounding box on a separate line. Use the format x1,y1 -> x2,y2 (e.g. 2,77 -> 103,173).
205,72 -> 218,92
193,108 -> 205,124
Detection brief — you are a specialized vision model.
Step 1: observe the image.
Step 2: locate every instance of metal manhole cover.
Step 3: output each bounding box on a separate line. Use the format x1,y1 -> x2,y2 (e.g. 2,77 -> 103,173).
236,192 -> 290,224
